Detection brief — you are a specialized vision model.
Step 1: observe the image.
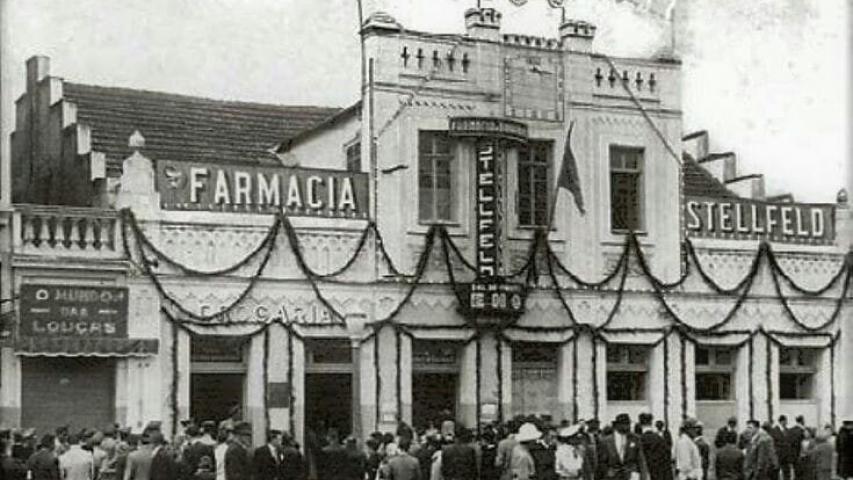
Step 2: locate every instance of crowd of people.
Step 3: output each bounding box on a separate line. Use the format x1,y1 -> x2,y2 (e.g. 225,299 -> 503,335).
0,413 -> 849,480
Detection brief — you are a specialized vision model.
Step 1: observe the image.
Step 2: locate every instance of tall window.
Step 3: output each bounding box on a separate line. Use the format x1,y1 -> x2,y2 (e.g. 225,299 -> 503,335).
518,141 -> 552,227
346,142 -> 361,172
606,344 -> 649,401
418,131 -> 454,222
779,347 -> 818,400
695,346 -> 734,400
610,146 -> 644,232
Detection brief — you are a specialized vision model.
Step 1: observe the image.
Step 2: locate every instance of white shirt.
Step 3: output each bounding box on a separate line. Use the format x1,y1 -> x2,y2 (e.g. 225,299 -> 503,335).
675,434 -> 703,480
555,444 -> 583,479
614,433 -> 627,461
215,443 -> 229,480
59,445 -> 95,480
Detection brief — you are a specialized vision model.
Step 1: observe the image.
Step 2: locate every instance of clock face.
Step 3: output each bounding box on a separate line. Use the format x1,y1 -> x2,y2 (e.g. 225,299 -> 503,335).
504,54 -> 564,121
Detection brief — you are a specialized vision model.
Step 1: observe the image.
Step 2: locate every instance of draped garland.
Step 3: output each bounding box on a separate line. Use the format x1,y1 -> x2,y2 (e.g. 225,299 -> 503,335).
748,336 -> 755,419
766,333 -> 773,422
119,206 -> 851,428
680,332 -> 687,419
263,327 -> 270,430
170,320 -> 179,436
287,326 -> 295,434
572,334 -> 578,423
496,338 -> 504,423
663,331 -> 670,427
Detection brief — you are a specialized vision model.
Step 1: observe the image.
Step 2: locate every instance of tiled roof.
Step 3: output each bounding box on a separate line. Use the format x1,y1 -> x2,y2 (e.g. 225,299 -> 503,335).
682,153 -> 736,198
63,83 -> 342,168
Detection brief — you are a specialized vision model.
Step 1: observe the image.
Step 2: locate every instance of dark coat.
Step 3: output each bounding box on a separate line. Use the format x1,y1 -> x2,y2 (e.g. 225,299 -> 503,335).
280,446 -> 304,480
318,444 -> 349,480
596,433 -> 646,480
225,443 -> 251,480
183,442 -> 216,480
27,448 -> 60,480
783,426 -> 805,463
252,445 -> 282,480
715,445 -> 745,480
440,443 -> 478,480
150,446 -> 180,480
529,442 -> 556,480
639,431 -> 672,480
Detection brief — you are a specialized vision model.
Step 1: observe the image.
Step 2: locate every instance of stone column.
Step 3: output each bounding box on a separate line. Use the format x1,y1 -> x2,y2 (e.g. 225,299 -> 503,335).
246,332 -> 266,446
291,336 -> 306,444
266,323 -> 290,433
0,347 -> 21,427
556,340 -> 575,423
458,338 -> 478,428
359,334 -> 378,435
477,332 -> 501,424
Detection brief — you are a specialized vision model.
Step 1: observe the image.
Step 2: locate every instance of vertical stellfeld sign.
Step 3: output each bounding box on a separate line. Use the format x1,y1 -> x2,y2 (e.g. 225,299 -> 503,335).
476,139 -> 501,278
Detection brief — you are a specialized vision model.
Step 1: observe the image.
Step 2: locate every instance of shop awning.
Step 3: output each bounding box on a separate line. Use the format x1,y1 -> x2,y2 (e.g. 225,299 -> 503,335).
15,337 -> 159,357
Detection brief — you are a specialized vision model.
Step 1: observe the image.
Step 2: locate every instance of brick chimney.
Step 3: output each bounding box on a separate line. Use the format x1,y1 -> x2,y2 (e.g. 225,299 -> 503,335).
559,19 -> 596,53
465,7 -> 502,42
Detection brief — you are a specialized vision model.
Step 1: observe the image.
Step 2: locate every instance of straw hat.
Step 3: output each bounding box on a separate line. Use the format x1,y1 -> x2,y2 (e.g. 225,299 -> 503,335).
516,422 -> 543,442
558,424 -> 582,439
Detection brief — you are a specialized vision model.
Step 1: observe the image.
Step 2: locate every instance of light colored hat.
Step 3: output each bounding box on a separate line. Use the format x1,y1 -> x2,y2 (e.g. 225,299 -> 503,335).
558,425 -> 582,439
516,422 -> 543,442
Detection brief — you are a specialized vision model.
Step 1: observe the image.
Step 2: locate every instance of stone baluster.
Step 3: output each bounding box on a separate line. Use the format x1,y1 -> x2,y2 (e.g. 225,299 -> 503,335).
22,214 -> 36,245
102,218 -> 115,250
82,217 -> 95,249
67,216 -> 80,249
38,215 -> 51,247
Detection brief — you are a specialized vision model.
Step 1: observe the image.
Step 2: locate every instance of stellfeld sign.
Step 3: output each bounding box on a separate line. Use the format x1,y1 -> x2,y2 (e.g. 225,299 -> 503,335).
476,140 -> 501,278
19,285 -> 129,338
684,196 -> 835,244
157,160 -> 370,218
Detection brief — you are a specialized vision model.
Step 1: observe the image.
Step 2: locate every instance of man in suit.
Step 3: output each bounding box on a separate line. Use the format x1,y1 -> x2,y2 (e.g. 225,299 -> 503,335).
638,413 -> 672,480
124,430 -> 156,480
716,417 -> 739,451
182,424 -> 216,480
744,421 -> 777,480
714,431 -> 744,480
252,430 -> 283,480
674,418 -> 702,480
279,433 -> 304,480
770,416 -> 792,480
783,417 -> 805,480
26,434 -> 60,480
149,431 -> 179,480
225,422 -> 252,480
596,414 -> 646,480
441,427 -> 478,480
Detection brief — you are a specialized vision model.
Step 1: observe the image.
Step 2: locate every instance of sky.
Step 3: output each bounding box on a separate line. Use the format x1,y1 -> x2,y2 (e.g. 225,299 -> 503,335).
1,0 -> 849,203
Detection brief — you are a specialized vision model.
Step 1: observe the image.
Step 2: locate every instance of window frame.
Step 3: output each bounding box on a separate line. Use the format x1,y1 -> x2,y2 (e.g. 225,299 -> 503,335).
345,140 -> 361,173
778,347 -> 818,400
695,346 -> 735,401
605,344 -> 650,401
516,139 -> 553,229
418,130 -> 457,225
608,145 -> 645,233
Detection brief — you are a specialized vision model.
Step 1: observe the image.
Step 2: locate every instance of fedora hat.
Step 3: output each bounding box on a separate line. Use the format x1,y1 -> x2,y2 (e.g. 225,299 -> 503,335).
516,422 -> 542,442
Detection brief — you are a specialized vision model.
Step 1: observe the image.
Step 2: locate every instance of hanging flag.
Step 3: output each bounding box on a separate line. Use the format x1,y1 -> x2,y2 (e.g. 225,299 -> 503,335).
556,121 -> 585,215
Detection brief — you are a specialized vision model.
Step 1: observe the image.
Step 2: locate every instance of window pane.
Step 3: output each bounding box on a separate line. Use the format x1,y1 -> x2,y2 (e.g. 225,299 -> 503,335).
607,372 -> 646,400
512,343 -> 557,363
419,132 -> 454,222
518,140 -> 551,227
780,373 -> 814,400
715,348 -> 733,365
419,190 -> 433,220
696,373 -> 732,400
611,172 -> 640,231
628,346 -> 648,365
696,347 -> 710,366
606,346 -> 625,364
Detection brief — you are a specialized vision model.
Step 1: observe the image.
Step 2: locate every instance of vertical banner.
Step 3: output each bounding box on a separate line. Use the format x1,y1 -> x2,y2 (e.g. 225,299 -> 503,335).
476,140 -> 501,279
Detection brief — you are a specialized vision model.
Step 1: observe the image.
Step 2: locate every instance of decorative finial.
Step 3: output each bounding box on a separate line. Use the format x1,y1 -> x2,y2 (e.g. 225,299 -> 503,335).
129,130 -> 145,149
837,188 -> 848,205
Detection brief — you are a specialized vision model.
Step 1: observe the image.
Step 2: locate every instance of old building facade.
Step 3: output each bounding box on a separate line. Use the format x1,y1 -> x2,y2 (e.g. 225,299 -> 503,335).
0,7 -> 850,449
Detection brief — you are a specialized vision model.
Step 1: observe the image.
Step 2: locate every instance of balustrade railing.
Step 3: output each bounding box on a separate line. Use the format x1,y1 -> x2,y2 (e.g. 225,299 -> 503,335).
14,204 -> 120,254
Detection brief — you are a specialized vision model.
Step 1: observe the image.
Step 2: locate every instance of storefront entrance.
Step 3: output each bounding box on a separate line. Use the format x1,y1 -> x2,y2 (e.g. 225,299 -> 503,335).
412,340 -> 460,430
412,373 -> 457,430
191,373 -> 245,423
21,357 -> 115,433
190,335 -> 247,424
304,373 -> 352,437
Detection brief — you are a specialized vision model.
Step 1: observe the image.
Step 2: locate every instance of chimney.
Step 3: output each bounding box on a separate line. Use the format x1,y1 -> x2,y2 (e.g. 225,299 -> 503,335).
559,19 -> 596,53
26,55 -> 50,93
465,7 -> 502,42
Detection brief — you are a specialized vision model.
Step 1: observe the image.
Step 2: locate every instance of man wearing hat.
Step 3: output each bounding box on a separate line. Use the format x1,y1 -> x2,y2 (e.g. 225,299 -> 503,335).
26,433 -> 61,480
224,422 -> 252,480
638,414 -> 671,480
744,421 -> 777,480
124,427 -> 158,480
675,418 -> 703,480
149,431 -> 179,480
596,414 -> 646,480
183,423 -> 216,480
510,422 -> 541,480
